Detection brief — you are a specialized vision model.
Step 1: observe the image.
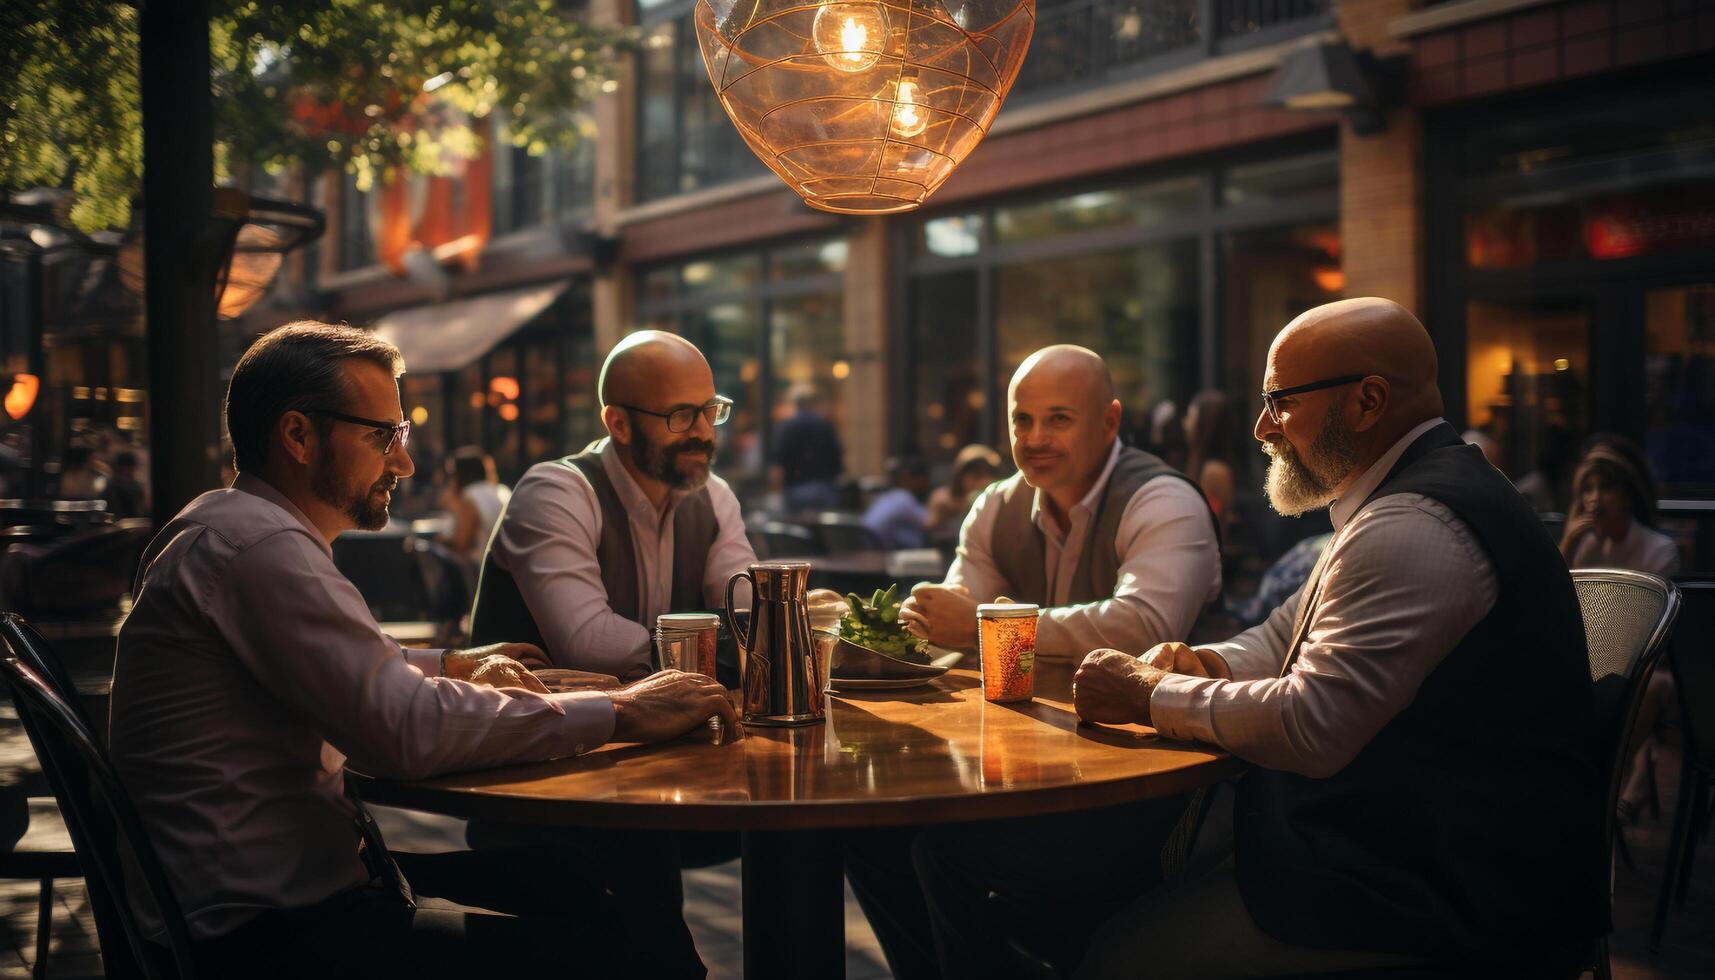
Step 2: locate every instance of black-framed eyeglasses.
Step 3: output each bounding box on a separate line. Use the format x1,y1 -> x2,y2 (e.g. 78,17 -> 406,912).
1260,373 -> 1371,425
611,395 -> 733,433
309,409 -> 412,455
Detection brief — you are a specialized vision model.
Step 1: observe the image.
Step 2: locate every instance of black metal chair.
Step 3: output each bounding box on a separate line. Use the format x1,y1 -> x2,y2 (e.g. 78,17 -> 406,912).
813,512 -> 883,554
1,612 -> 116,979
1571,568 -> 1682,980
0,653 -> 198,979
1652,578 -> 1715,951
749,521 -> 820,560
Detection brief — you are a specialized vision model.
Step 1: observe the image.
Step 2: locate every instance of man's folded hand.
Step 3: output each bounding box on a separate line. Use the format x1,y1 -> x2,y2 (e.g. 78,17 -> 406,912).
442,644 -> 550,693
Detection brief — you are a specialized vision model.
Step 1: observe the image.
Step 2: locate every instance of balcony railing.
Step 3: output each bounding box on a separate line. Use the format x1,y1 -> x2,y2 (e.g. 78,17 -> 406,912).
1014,0 -> 1329,97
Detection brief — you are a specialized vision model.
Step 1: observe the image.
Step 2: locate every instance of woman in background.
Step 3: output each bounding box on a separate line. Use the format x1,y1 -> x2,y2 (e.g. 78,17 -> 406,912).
444,447 -> 511,567
1184,389 -> 1237,525
925,444 -> 1002,548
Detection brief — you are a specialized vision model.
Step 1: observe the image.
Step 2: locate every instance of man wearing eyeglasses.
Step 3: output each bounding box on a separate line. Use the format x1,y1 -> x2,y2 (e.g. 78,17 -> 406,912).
111,322 -> 728,978
470,329 -> 757,681
1065,297 -> 1602,976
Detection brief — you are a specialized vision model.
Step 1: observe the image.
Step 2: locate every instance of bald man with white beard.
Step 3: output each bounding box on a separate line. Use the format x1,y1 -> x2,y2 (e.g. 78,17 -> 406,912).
1069,298 -> 1604,977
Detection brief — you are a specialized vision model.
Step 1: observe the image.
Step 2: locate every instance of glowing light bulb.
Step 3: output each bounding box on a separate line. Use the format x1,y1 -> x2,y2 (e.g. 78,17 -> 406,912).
892,77 -> 927,138
812,3 -> 888,72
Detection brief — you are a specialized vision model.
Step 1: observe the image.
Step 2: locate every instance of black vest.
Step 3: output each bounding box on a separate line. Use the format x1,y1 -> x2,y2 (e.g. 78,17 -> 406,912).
989,445 -> 1217,606
468,447 -> 717,652
1235,423 -> 1605,968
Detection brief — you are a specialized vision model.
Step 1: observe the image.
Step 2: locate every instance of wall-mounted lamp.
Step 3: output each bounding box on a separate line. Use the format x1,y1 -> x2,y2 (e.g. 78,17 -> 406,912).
1266,40 -> 1405,136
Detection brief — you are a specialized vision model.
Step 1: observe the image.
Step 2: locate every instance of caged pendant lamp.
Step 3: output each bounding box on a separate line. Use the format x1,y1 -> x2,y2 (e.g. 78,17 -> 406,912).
694,0 -> 1035,214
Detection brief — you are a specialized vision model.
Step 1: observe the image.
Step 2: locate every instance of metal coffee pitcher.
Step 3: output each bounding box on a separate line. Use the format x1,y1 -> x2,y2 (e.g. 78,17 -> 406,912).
725,561 -> 824,726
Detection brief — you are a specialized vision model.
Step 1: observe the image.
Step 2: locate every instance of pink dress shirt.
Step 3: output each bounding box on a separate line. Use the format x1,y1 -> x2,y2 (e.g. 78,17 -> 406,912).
110,474 -> 614,940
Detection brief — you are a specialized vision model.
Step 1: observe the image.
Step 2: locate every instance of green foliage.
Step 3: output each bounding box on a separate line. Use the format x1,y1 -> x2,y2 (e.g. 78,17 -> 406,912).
1,0 -> 632,232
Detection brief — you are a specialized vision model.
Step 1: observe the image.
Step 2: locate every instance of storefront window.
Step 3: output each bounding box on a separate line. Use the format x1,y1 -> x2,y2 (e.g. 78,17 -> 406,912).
523,335 -> 562,465
486,346 -> 522,479
903,143 -> 1338,474
918,214 -> 985,258
770,291 -> 845,429
1645,284 -> 1715,489
687,302 -> 763,485
909,270 -> 982,457
994,176 -> 1201,245
636,237 -> 848,494
1464,300 -> 1589,510
994,241 -> 1198,439
1221,221 -> 1343,476
1445,79 -> 1715,497
634,6 -> 765,201
1222,150 -> 1338,208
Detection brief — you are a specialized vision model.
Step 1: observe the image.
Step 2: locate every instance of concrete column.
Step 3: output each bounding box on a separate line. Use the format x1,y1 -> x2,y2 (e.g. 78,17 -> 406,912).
841,217 -> 891,479
592,0 -> 637,355
1336,0 -> 1423,316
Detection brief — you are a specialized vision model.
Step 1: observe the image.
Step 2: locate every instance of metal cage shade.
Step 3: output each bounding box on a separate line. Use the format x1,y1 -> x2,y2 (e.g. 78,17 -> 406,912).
695,0 -> 1035,215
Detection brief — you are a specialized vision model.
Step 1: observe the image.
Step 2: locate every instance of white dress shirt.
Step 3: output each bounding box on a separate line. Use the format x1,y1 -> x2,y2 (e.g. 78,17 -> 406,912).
946,440 -> 1221,661
489,438 -> 757,676
1150,418 -> 1500,777
110,475 -> 614,940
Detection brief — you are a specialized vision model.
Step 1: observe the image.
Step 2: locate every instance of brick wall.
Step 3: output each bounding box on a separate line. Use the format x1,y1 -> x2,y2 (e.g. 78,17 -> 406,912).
1410,0 -> 1715,105
937,73 -> 1329,206
1340,0 -> 1423,315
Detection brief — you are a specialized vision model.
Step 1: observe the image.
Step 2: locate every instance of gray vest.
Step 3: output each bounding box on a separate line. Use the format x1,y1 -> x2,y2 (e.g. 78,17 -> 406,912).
468,447 -> 718,650
989,445 -> 1214,606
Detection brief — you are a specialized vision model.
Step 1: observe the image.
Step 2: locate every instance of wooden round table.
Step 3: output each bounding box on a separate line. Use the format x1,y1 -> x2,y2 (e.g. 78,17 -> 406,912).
355,661 -> 1241,978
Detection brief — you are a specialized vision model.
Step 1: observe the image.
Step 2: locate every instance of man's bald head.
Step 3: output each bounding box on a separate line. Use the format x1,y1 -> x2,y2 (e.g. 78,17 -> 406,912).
1007,345 -> 1123,506
1008,345 -> 1116,413
597,330 -> 719,494
598,330 -> 712,409
1257,298 -> 1445,515
1267,297 -> 1442,423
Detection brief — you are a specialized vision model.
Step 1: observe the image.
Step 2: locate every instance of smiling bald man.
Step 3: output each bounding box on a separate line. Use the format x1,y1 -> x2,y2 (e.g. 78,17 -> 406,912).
1069,298 -> 1604,976
900,344 -> 1221,660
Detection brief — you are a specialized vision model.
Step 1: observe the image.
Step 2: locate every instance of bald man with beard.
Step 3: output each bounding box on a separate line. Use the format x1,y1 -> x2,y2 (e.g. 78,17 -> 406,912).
470,330 -> 757,679
902,345 -> 1221,661
1068,298 -> 1604,977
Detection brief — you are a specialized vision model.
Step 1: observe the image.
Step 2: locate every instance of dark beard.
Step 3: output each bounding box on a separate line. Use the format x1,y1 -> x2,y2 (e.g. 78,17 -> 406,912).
1262,404 -> 1358,517
311,443 -> 398,530
629,426 -> 716,491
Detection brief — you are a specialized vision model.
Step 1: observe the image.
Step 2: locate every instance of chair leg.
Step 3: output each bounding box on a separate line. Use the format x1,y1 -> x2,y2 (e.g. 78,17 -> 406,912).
34,876 -> 53,980
1594,933 -> 1611,980
1646,746 -> 1661,821
1651,757 -> 1697,952
1676,772 -> 1708,909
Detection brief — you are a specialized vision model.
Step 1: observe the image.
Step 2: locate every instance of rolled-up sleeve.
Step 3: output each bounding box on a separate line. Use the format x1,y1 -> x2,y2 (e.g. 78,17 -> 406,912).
1148,497 -> 1496,777
491,465 -> 652,676
209,531 -> 614,780
1036,478 -> 1221,660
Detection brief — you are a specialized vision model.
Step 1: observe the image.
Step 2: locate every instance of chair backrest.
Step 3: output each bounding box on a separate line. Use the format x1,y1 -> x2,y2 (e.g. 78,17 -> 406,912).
409,538 -> 472,624
1571,568 -> 1681,927
0,656 -> 199,980
1669,578 -> 1715,765
1,613 -> 84,716
755,521 -> 821,558
815,512 -> 884,554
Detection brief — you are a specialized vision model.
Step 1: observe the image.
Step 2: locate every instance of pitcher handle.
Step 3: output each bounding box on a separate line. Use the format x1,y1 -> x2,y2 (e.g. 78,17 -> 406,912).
725,570 -> 753,653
